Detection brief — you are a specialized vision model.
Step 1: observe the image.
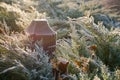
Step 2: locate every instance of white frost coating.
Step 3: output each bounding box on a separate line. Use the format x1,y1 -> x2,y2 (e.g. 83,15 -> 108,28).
58,57 -> 68,64
33,19 -> 47,21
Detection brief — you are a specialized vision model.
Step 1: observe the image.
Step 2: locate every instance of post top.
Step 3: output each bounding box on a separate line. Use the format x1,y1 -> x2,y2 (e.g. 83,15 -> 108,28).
25,18 -> 56,35
33,19 -> 47,22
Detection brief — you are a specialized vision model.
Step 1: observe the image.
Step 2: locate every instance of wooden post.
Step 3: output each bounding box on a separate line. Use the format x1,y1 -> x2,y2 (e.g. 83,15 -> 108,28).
25,19 -> 56,55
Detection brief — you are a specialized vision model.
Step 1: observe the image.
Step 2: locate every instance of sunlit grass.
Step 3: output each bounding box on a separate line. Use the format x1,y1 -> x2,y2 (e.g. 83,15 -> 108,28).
0,0 -> 120,80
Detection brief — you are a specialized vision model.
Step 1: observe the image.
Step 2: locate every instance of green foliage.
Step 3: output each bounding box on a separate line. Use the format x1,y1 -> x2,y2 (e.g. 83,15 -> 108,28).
0,68 -> 29,80
0,0 -> 120,80
71,15 -> 120,71
55,14 -> 120,79
0,0 -> 16,4
0,2 -> 23,32
0,1 -> 43,32
0,34 -> 54,80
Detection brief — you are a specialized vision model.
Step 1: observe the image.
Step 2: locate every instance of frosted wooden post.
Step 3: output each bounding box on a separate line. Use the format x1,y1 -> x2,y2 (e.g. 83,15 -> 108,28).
25,19 -> 56,55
